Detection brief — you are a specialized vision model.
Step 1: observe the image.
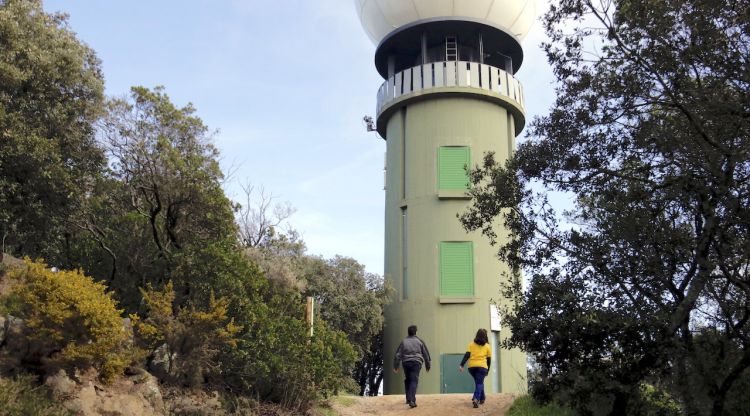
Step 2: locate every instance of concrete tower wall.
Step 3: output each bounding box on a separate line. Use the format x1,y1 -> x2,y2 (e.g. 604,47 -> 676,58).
382,96 -> 527,394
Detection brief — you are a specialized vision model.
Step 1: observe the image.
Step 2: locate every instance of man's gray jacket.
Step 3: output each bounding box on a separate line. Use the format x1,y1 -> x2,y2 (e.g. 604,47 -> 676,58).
393,336 -> 431,370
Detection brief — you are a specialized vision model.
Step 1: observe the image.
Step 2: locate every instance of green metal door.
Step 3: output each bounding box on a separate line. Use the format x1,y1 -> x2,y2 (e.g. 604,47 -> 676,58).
440,354 -> 475,393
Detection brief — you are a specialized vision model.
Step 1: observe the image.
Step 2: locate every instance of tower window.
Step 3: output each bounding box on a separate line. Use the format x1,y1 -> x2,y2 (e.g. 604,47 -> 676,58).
439,242 -> 474,297
438,146 -> 471,190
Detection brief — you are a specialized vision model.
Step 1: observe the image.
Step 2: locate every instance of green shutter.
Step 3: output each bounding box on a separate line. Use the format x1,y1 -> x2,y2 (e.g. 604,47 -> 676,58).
438,147 -> 470,190
440,242 -> 474,296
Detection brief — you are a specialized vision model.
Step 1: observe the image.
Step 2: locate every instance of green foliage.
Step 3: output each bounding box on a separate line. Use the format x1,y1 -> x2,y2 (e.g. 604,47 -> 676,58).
0,374 -> 72,416
0,3 -> 379,410
676,329 -> 750,416
67,86 -> 241,312
507,395 -> 574,416
0,0 -> 105,261
303,256 -> 390,396
242,230 -> 308,292
41,80 -> 362,410
353,330 -> 385,396
304,256 -> 386,358
627,384 -> 681,416
6,259 -> 132,382
223,294 -> 357,413
461,0 -> 750,414
243,228 -> 389,397
133,281 -> 242,387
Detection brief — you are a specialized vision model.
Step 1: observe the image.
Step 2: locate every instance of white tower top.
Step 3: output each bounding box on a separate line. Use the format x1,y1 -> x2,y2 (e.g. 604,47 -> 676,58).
355,0 -> 544,45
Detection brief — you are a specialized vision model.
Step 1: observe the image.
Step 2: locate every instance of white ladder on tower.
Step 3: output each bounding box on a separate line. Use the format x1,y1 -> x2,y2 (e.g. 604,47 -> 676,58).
445,36 -> 458,61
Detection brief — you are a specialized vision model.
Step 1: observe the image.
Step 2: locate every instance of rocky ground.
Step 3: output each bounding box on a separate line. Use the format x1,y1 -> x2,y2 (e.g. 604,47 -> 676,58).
328,393 -> 519,416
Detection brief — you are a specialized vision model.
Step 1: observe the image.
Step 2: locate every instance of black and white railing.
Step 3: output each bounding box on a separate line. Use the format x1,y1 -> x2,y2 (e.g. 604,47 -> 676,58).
376,61 -> 525,116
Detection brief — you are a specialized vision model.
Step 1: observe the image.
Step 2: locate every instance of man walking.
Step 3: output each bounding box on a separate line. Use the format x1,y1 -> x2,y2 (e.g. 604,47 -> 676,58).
393,325 -> 431,408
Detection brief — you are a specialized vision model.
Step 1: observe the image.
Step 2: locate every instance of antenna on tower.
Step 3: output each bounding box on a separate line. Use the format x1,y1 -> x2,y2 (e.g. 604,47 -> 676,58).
363,115 -> 376,132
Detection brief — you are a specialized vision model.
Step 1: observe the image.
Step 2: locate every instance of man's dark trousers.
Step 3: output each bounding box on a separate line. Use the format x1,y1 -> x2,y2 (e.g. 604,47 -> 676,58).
403,361 -> 422,404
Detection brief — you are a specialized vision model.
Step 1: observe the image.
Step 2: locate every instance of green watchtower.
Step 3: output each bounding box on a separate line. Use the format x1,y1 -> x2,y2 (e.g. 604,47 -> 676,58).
354,0 -> 542,395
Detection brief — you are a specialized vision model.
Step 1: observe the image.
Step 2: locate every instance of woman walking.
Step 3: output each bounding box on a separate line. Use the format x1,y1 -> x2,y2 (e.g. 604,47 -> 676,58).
459,328 -> 492,408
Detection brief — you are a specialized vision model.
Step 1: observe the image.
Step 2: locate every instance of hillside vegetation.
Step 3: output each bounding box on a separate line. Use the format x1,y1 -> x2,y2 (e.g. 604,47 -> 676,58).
0,0 -> 387,414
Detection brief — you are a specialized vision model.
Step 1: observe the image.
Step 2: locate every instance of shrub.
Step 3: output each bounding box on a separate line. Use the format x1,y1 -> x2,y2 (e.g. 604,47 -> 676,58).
223,294 -> 358,413
626,383 -> 681,416
6,259 -> 132,381
507,395 -> 575,416
0,374 -> 72,416
133,281 -> 241,387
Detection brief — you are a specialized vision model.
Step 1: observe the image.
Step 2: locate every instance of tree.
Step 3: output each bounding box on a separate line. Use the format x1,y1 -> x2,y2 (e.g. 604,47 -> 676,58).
222,294 -> 357,412
235,182 -> 296,248
71,86 -> 240,310
240,218 -> 390,396
303,255 -> 390,396
353,328 -> 385,396
242,228 -> 308,291
237,186 -> 304,291
234,190 -> 390,396
460,1 -> 750,415
0,0 -> 105,261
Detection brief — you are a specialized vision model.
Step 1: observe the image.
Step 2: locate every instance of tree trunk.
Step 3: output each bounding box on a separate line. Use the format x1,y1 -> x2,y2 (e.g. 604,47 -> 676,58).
710,351 -> 750,416
675,327 -> 703,416
610,390 -> 630,416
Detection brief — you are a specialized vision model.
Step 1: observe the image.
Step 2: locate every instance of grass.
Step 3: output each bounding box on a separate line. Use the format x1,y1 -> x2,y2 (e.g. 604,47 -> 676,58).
312,395 -> 358,416
507,395 -> 575,416
0,374 -> 72,416
312,406 -> 338,416
331,395 -> 357,407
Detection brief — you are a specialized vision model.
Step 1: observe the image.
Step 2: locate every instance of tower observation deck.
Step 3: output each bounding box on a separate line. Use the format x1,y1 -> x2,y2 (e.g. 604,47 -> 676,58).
354,0 -> 542,395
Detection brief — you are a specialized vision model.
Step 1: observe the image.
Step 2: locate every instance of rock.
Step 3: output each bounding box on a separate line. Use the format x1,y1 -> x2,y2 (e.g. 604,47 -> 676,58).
133,371 -> 165,412
0,315 -> 26,372
0,252 -> 23,267
147,343 -> 175,381
122,317 -> 135,347
0,315 -> 6,345
3,315 -> 28,357
61,374 -> 167,416
41,367 -> 168,416
45,369 -> 78,399
42,367 -> 236,416
0,253 -> 24,296
168,390 -> 224,415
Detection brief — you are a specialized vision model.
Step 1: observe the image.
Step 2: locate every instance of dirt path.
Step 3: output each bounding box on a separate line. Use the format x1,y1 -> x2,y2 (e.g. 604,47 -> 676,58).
329,393 -> 519,416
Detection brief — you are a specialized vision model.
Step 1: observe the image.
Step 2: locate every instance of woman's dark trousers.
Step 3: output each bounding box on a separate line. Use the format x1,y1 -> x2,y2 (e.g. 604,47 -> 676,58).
402,361 -> 422,404
468,367 -> 488,402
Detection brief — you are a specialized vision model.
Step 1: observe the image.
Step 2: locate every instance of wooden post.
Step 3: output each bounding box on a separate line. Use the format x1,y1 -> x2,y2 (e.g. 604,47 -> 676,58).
306,296 -> 315,337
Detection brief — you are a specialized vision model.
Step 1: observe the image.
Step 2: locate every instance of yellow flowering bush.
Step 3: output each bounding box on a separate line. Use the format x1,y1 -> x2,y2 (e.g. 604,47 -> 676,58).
7,259 -> 131,382
134,281 -> 241,386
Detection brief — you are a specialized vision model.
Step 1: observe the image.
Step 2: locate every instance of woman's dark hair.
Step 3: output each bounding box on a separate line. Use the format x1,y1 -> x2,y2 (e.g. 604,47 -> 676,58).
474,328 -> 489,346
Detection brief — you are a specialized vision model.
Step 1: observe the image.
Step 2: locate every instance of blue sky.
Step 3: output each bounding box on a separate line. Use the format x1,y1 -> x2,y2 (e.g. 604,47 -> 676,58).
43,1 -> 556,276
